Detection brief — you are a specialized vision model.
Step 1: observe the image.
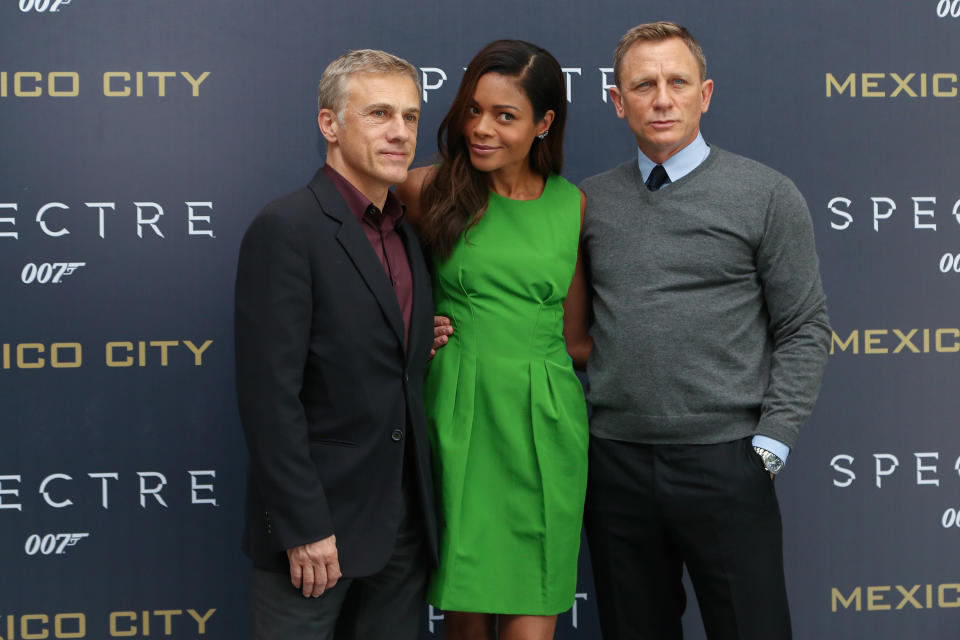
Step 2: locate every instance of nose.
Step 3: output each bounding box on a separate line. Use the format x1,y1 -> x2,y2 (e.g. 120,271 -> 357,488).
386,113 -> 410,142
652,83 -> 672,109
471,112 -> 494,138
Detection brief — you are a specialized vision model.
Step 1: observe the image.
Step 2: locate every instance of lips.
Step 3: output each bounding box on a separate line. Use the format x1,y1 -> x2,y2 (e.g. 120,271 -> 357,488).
469,143 -> 499,156
380,150 -> 409,161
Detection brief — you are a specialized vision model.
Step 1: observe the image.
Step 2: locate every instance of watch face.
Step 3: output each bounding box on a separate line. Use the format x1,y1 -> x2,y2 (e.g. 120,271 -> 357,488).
764,453 -> 783,473
754,446 -> 783,474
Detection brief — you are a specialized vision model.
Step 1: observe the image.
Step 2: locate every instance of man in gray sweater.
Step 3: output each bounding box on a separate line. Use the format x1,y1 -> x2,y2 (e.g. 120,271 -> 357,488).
579,22 -> 830,640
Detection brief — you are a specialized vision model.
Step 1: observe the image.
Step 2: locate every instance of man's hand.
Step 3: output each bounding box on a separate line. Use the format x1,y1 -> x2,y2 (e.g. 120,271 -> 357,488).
430,315 -> 453,359
286,534 -> 341,598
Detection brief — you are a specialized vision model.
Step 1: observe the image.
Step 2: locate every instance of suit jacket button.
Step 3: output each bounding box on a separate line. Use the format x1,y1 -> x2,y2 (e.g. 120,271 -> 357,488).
391,428 -> 403,442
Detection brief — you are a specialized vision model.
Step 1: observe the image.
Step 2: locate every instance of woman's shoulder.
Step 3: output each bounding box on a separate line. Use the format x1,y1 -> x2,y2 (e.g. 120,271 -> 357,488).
546,173 -> 583,201
396,165 -> 439,222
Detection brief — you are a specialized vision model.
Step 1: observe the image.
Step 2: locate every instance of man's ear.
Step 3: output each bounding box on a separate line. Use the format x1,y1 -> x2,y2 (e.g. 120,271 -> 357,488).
610,86 -> 625,118
699,78 -> 714,114
318,109 -> 339,144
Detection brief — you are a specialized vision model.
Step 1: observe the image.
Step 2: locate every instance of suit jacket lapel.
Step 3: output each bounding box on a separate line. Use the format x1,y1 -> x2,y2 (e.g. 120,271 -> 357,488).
398,220 -> 430,365
308,171 -> 406,349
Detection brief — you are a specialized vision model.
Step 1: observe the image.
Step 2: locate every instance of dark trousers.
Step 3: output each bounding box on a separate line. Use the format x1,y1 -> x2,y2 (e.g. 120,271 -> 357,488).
250,486 -> 428,640
584,435 -> 791,640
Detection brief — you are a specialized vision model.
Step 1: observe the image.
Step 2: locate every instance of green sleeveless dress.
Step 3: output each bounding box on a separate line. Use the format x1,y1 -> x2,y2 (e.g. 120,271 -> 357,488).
424,174 -> 589,615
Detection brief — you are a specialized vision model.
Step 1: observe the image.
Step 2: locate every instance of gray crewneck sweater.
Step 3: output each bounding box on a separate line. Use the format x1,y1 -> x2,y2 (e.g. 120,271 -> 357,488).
580,147 -> 830,449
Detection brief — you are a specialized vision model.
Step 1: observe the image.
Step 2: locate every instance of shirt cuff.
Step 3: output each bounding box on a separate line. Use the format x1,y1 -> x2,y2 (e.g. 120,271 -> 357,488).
751,435 -> 790,465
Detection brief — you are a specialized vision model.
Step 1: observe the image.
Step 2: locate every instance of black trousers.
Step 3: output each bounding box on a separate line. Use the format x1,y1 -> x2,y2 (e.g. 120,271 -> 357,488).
584,435 -> 791,640
250,484 -> 428,640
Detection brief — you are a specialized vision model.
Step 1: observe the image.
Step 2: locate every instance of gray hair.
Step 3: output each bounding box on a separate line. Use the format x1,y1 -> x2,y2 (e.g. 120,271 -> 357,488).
613,21 -> 707,88
317,49 -> 422,119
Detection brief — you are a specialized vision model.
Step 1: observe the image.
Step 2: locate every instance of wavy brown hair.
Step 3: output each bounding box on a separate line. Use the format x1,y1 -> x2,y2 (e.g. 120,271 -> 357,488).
418,40 -> 566,259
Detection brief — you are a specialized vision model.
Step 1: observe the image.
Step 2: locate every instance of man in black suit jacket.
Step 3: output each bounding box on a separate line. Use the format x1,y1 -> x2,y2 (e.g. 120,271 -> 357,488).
235,49 -> 439,640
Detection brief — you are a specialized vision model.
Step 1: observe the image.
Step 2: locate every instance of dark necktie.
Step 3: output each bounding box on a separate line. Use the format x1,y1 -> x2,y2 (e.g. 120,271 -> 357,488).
645,164 -> 669,191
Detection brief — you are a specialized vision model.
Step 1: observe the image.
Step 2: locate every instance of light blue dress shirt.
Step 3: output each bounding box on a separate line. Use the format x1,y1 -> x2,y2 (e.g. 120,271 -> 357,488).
637,131 -> 710,187
636,132 -> 790,466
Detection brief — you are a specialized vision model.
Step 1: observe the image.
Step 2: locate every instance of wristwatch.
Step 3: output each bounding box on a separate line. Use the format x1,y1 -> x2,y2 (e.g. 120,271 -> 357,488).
753,446 -> 784,475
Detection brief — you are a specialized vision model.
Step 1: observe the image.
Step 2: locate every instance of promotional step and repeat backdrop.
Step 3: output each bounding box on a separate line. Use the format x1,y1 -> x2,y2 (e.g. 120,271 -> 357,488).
2,1 -> 958,638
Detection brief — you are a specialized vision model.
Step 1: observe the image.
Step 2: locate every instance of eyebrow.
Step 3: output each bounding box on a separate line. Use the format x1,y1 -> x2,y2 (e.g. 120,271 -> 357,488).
362,103 -> 421,114
629,71 -> 692,85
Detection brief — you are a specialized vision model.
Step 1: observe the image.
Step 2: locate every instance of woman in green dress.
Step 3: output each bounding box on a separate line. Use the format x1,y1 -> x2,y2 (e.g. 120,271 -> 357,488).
398,40 -> 591,640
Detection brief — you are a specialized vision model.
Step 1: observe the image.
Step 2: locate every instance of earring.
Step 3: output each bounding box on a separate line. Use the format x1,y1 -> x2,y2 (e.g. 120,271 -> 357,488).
537,130 -> 549,140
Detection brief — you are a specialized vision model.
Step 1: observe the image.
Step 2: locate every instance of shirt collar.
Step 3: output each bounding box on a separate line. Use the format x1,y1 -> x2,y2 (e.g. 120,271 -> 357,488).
637,131 -> 710,188
321,164 -> 405,226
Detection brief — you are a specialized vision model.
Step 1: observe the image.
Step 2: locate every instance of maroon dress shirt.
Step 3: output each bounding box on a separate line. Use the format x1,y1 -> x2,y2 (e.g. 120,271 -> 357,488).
322,164 -> 413,348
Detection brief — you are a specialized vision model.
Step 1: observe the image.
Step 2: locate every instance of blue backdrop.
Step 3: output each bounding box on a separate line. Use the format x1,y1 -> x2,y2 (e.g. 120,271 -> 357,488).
2,1 -> 959,638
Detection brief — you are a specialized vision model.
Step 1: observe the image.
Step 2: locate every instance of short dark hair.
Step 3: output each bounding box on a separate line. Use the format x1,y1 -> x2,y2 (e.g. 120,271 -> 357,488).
614,21 -> 707,87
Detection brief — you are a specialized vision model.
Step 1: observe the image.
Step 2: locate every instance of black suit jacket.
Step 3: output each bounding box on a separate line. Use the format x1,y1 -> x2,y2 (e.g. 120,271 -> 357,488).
234,169 -> 438,576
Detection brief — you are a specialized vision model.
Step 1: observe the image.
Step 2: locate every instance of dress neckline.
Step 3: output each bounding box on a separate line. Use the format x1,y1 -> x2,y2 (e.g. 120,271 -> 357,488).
488,174 -> 555,203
